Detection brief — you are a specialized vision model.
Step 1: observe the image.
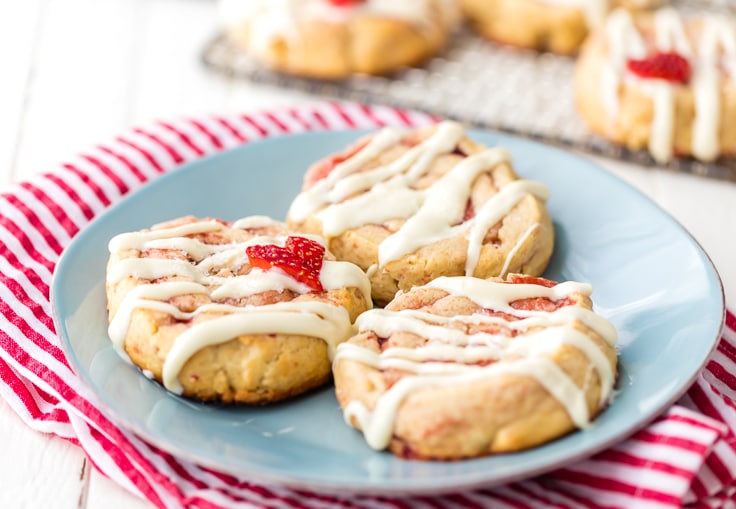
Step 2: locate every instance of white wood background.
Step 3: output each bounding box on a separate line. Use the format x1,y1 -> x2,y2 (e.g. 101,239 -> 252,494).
1,1 -> 735,507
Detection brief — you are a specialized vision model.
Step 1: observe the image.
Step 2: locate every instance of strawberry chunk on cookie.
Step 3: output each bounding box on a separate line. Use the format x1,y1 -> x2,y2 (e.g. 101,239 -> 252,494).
626,51 -> 691,84
246,236 -> 326,291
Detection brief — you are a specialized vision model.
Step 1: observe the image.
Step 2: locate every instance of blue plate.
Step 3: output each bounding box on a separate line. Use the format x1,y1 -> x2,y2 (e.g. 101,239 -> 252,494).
51,129 -> 725,496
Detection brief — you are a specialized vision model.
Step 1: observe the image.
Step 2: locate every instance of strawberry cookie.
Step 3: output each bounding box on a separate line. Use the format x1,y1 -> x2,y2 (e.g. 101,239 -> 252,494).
333,274 -> 618,459
218,0 -> 461,79
286,121 -> 554,306
575,7 -> 736,163
460,0 -> 664,55
105,215 -> 371,404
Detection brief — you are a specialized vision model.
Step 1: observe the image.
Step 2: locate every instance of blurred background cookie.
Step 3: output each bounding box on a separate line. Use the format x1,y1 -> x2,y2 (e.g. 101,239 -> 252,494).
218,0 -> 461,79
106,215 -> 371,404
286,121 -> 554,305
575,7 -> 736,163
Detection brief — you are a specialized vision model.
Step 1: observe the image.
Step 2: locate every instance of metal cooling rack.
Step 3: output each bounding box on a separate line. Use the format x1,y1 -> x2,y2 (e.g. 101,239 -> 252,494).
201,1 -> 736,182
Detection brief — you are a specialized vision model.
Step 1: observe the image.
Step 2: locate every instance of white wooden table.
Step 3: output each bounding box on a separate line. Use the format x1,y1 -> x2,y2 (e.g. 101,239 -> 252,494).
1,1 -> 735,508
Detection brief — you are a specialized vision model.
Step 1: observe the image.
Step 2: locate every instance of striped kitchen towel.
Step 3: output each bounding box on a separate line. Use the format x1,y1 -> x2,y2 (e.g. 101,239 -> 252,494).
1,101 -> 735,509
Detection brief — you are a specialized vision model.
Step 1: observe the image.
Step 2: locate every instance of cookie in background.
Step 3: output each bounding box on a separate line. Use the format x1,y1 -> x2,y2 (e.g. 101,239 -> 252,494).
218,0 -> 461,79
575,7 -> 736,163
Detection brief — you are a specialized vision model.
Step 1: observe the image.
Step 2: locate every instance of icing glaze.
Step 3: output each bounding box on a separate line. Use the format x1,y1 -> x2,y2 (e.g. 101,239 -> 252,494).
107,218 -> 371,394
288,121 -> 550,276
498,223 -> 540,278
334,276 -> 617,450
602,8 -> 736,162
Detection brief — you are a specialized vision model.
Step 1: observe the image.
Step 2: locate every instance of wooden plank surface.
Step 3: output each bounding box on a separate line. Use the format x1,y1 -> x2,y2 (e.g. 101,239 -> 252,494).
0,398 -> 87,509
0,1 -> 42,187
13,0 -> 140,183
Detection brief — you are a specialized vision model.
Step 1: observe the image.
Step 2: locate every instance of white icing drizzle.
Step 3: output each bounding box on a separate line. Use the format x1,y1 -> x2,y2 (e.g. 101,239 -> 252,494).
107,217 -> 371,394
108,281 -> 208,350
603,8 -> 736,163
357,304 -> 617,347
163,301 -> 351,394
345,357 -> 589,450
648,9 -> 691,162
210,268 -> 313,299
335,276 -> 617,450
107,257 -> 201,285
319,260 -> 373,304
534,0 -> 667,31
645,80 -> 677,163
462,180 -> 549,276
232,215 -> 282,229
288,121 -> 549,272
425,276 -> 592,313
108,220 -> 223,253
602,9 -> 647,117
692,17 -> 736,160
498,223 -> 540,278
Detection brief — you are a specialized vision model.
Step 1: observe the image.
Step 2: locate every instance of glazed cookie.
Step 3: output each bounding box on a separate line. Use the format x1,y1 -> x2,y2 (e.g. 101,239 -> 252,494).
105,215 -> 372,404
286,121 -> 554,306
460,0 -> 665,55
333,274 -> 618,459
218,0 -> 461,79
575,8 -> 736,163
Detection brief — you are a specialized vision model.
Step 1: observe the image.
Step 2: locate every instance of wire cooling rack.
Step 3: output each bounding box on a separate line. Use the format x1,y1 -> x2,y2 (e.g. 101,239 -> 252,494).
201,1 -> 736,182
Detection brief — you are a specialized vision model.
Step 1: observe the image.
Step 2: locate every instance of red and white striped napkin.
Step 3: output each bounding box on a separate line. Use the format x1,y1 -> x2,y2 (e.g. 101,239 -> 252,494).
1,102 -> 735,509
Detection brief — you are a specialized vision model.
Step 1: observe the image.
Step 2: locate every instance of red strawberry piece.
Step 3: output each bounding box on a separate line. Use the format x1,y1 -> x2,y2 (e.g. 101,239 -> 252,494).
626,51 -> 691,84
285,236 -> 325,272
246,236 -> 326,291
326,0 -> 365,6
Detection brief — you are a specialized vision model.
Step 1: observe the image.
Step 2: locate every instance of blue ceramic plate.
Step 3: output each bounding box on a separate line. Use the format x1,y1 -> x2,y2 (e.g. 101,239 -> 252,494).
52,129 -> 725,496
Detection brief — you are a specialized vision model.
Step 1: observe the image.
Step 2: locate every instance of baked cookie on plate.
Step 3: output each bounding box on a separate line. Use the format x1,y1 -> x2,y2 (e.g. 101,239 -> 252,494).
460,0 -> 665,55
218,0 -> 461,79
333,274 -> 618,459
287,121 -> 554,306
575,7 -> 736,163
105,215 -> 371,404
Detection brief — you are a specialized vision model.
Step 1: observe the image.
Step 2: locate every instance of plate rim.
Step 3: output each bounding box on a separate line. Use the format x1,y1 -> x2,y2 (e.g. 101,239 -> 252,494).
51,127 -> 726,496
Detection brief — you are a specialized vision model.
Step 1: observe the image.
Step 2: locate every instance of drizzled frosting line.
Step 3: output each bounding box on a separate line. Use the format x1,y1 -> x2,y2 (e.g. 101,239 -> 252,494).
162,302 -> 351,394
343,356 -> 591,450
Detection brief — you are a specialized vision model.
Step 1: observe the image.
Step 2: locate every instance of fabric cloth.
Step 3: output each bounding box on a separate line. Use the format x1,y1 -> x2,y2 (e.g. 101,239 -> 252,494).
1,101 -> 735,509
